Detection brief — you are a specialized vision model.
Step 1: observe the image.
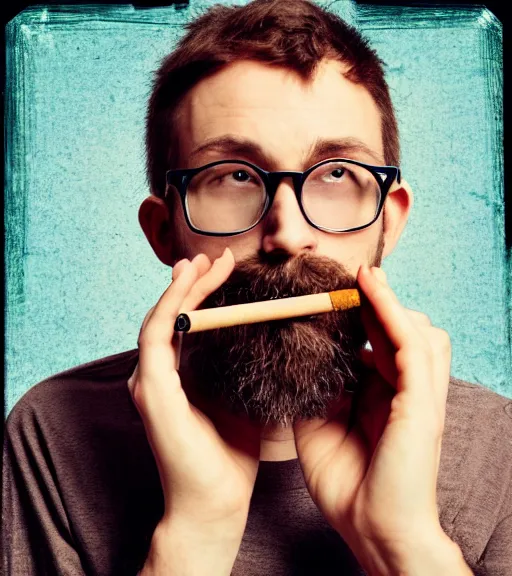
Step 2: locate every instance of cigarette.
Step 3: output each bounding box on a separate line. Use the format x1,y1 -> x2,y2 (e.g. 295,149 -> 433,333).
174,289 -> 360,333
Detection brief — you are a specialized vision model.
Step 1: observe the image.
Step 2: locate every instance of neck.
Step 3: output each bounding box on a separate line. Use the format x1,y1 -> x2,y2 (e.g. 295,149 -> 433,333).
260,424 -> 297,461
179,342 -> 299,462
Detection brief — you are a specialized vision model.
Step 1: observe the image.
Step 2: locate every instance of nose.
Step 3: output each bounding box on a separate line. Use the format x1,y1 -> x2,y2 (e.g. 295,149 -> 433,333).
261,178 -> 318,257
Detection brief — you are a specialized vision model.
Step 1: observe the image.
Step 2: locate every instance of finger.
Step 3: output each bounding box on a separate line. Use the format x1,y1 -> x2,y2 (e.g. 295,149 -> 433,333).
138,256 -> 192,337
171,257 -> 192,280
405,309 -> 432,327
403,312 -> 450,413
180,247 -> 235,312
354,369 -> 394,456
358,265 -> 423,352
403,309 -> 448,412
138,257 -> 197,337
189,252 -> 214,278
358,266 -> 440,420
139,261 -> 199,355
140,255 -> 213,339
171,254 -> 211,284
139,250 -> 233,376
360,301 -> 399,386
416,326 -> 451,475
139,306 -> 156,336
171,250 -> 230,369
406,319 -> 451,412
423,326 -> 451,416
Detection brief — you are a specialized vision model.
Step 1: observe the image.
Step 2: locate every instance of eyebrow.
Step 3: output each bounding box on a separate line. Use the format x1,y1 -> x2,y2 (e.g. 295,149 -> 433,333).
310,137 -> 384,165
188,135 -> 385,168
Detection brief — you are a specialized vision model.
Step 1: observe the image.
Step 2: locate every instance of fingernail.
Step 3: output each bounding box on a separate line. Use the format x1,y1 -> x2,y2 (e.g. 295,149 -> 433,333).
171,258 -> 190,278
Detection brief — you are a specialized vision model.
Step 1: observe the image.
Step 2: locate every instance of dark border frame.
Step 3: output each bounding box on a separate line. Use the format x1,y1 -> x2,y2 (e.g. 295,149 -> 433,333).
2,0 -> 508,430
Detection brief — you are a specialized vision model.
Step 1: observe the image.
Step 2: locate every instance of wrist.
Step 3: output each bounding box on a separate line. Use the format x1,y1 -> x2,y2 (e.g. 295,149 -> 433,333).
141,516 -> 245,576
363,528 -> 471,576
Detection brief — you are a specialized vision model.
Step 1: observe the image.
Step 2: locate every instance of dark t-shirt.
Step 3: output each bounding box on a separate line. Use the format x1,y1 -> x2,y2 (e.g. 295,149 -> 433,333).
2,350 -> 512,575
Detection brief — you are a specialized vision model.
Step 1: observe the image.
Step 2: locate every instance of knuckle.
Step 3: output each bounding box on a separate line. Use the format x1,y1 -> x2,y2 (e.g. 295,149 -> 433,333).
430,327 -> 452,353
137,332 -> 158,349
127,372 -> 142,402
407,309 -> 431,326
395,343 -> 430,371
418,312 -> 431,326
132,382 -> 145,408
141,307 -> 155,329
127,363 -> 139,392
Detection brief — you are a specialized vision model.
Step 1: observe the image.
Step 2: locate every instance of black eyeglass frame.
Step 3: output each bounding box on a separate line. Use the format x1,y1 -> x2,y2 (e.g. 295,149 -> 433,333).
165,158 -> 401,237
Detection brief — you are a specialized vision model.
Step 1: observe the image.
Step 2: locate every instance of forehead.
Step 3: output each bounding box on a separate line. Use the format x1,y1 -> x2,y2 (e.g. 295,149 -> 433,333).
175,59 -> 384,168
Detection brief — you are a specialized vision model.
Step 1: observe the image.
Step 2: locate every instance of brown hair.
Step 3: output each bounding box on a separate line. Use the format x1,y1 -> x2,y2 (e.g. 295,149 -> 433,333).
146,0 -> 400,198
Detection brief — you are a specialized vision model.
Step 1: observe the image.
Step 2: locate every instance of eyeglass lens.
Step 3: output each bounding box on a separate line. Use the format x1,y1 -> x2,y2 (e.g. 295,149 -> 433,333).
184,161 -> 382,233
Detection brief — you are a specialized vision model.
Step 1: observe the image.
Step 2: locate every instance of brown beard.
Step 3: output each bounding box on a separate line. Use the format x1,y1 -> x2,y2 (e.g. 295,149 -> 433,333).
185,250 -> 379,427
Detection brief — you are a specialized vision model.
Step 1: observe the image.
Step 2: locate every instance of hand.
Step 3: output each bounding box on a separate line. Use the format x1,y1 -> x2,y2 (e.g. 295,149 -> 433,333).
294,266 -> 468,574
128,249 -> 261,572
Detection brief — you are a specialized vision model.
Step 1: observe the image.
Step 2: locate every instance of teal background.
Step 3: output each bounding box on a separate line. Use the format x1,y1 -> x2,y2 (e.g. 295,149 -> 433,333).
4,1 -> 508,415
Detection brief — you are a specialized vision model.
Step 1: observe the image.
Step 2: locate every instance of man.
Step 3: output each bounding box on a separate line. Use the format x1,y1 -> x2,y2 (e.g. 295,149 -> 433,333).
3,1 -> 511,574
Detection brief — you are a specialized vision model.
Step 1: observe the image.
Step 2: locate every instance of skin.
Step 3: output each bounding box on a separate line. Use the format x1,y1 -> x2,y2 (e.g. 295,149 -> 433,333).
132,59 -> 472,574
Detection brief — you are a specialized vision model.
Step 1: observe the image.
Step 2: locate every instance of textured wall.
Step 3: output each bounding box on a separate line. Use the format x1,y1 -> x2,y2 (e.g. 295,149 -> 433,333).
5,1 -> 508,415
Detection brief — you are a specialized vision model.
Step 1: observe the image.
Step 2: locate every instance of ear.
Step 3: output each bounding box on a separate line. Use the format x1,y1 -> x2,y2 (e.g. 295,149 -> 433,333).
381,178 -> 414,259
138,196 -> 176,266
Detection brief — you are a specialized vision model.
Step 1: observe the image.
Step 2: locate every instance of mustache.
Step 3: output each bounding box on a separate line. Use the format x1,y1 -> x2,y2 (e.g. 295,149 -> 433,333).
200,252 -> 357,310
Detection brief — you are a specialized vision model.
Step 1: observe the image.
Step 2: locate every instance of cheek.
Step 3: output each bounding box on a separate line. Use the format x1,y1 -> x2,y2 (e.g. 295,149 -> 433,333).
316,225 -> 383,276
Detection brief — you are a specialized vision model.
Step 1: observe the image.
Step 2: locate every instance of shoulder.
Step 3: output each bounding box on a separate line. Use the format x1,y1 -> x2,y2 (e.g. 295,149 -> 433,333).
3,349 -> 152,576
443,375 -> 512,466
438,377 -> 512,563
444,376 -> 512,480
445,376 -> 512,436
5,349 -> 140,440
448,376 -> 512,406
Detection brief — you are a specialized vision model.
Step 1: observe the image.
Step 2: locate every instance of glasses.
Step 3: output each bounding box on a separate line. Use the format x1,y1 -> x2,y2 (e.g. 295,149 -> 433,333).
165,158 -> 401,237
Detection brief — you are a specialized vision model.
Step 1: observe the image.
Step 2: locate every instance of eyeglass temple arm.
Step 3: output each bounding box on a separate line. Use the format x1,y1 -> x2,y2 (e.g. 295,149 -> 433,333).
388,173 -> 410,195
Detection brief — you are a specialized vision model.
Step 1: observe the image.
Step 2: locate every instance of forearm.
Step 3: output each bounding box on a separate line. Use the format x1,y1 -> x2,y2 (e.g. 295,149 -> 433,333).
140,518 -> 244,576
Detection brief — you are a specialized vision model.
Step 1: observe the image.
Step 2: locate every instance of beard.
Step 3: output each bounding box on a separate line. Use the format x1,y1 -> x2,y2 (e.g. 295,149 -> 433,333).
184,246 -> 382,427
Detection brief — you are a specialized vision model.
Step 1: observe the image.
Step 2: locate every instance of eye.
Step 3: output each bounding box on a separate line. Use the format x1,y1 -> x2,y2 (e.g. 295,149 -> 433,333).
232,170 -> 252,182
330,168 -> 345,179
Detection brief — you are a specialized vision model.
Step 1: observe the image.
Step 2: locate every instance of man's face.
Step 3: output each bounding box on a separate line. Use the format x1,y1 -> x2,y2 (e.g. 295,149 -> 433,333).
156,59 -> 402,425
171,58 -> 386,271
